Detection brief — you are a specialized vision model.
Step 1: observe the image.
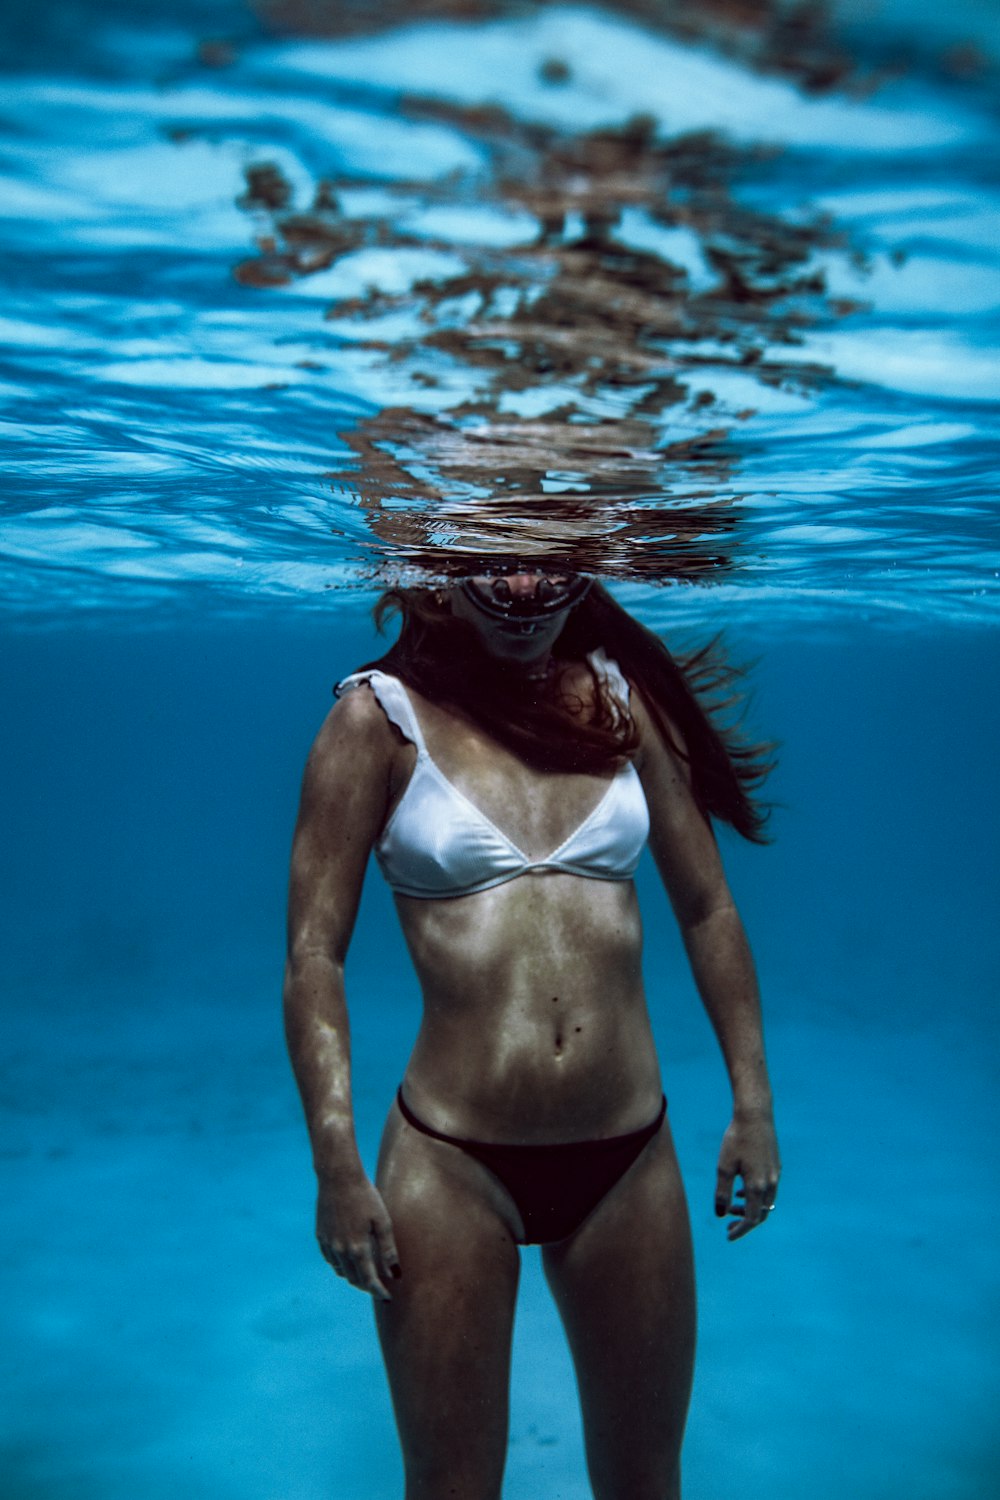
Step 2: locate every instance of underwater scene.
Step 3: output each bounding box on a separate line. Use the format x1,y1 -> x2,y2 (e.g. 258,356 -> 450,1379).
2,0 -> 998,1495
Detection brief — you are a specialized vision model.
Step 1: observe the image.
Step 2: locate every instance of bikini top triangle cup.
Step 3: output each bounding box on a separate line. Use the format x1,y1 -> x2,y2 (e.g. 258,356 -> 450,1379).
335,651 -> 650,900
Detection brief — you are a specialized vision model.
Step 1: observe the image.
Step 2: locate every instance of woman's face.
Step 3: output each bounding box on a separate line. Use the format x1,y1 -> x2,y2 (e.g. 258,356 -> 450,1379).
450,573 -> 576,668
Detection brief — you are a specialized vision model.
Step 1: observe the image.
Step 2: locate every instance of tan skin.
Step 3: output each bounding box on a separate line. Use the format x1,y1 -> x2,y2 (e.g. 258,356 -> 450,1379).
283,575 -> 780,1500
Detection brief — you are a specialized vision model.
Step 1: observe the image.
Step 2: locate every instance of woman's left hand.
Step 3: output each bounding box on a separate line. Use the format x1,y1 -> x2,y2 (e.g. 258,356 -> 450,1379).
715,1111 -> 781,1241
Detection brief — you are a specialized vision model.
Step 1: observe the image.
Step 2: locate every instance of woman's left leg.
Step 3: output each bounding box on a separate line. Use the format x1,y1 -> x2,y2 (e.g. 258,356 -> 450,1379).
541,1117 -> 696,1500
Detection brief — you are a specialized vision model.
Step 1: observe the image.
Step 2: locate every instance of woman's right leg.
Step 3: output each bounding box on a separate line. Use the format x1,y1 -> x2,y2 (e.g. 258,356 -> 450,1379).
373,1103 -> 523,1500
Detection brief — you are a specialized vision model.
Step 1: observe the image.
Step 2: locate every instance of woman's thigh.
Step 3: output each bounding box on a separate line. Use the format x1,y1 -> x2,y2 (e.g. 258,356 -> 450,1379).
373,1106 -> 522,1500
541,1117 -> 696,1500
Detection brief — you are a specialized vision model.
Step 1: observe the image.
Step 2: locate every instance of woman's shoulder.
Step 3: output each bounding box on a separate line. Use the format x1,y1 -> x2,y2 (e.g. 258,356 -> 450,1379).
628,682 -> 691,783
312,674 -> 401,763
295,679 -> 404,833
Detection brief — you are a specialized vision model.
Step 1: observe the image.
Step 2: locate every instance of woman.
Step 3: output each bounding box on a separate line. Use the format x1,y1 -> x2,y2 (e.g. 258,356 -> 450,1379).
283,571 -> 780,1500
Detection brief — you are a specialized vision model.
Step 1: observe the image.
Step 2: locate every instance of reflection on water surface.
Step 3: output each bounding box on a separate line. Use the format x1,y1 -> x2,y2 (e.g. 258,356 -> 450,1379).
0,0 -> 998,620
235,103 -> 851,581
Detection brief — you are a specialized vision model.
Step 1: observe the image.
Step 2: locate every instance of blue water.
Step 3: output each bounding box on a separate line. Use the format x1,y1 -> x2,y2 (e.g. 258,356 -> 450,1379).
2,1 -> 999,1496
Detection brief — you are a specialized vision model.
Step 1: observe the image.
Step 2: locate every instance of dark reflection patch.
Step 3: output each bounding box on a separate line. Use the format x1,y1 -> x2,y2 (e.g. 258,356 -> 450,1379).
236,10 -> 868,584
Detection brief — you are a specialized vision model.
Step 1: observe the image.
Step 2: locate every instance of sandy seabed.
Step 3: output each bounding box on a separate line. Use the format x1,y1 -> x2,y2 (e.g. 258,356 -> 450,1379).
4,990 -> 996,1500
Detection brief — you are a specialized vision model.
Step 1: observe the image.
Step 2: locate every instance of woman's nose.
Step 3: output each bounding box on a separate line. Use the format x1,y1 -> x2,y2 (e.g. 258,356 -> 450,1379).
506,573 -> 543,598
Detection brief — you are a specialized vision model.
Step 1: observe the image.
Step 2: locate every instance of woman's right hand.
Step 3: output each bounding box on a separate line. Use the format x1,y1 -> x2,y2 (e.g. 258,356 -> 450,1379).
315,1172 -> 401,1301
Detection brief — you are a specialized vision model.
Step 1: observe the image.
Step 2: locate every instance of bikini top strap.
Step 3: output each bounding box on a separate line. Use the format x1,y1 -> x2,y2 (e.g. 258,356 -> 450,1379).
335,669 -> 428,756
588,648 -> 631,709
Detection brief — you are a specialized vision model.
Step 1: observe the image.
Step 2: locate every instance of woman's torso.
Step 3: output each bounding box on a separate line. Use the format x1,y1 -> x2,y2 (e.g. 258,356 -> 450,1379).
341,659 -> 663,1142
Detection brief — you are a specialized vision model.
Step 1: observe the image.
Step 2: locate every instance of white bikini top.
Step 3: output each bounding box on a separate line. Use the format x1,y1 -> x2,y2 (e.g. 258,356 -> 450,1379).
335,651 -> 649,900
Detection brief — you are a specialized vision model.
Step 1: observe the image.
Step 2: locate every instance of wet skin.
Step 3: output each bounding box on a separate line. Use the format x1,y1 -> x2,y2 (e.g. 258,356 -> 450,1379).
283,577 -> 780,1500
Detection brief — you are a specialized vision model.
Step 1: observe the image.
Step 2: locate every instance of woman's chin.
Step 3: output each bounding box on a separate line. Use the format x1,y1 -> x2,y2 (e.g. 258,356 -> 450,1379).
485,638 -> 550,668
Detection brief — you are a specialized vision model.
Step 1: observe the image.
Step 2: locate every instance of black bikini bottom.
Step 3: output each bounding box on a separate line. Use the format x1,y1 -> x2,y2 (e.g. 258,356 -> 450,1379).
396,1086 -> 667,1245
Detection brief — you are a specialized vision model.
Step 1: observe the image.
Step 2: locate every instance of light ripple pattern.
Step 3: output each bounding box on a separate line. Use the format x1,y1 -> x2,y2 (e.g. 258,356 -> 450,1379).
0,0 -> 997,626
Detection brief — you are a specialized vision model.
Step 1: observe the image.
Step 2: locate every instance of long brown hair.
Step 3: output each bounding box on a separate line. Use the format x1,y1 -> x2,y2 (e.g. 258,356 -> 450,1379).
356,582 -> 775,842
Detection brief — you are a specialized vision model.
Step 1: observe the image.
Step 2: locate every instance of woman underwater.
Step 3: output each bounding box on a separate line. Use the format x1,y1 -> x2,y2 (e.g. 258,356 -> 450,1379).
283,571 -> 780,1500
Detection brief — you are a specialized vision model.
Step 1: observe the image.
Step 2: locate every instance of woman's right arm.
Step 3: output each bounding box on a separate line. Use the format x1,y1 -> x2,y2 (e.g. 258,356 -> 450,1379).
283,685 -> 402,1300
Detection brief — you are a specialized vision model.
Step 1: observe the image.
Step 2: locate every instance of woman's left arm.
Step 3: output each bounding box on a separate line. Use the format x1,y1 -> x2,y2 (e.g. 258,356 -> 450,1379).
633,691 -> 780,1241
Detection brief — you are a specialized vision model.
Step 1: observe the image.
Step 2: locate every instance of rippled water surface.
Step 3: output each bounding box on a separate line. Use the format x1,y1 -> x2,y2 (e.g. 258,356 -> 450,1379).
3,0 -> 999,625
